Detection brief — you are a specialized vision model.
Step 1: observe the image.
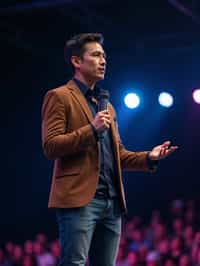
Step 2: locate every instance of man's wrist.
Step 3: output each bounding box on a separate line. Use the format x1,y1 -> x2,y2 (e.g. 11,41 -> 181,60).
146,152 -> 159,171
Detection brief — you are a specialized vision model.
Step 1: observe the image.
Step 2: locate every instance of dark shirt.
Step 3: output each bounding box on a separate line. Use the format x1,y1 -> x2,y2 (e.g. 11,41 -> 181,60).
73,78 -> 119,198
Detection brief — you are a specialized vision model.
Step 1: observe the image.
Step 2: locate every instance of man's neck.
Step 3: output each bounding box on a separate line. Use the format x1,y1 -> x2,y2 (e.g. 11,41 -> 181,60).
74,74 -> 96,90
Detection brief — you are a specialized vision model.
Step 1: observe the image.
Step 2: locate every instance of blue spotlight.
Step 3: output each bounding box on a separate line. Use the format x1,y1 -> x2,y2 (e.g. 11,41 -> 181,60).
124,93 -> 140,109
158,92 -> 173,107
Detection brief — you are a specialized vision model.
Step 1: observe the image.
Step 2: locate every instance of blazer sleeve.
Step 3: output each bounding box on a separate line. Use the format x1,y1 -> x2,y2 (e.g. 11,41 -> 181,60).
41,90 -> 96,160
112,107 -> 156,172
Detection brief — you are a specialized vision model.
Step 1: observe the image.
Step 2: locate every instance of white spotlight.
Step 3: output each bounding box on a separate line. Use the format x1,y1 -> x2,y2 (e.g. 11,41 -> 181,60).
193,89 -> 200,104
124,93 -> 140,109
158,92 -> 173,108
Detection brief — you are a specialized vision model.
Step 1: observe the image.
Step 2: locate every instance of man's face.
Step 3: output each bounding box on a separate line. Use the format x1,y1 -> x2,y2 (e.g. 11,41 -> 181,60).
75,42 -> 106,82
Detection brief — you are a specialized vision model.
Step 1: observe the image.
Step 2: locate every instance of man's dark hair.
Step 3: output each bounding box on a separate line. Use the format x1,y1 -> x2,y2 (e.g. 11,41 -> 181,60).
64,33 -> 104,70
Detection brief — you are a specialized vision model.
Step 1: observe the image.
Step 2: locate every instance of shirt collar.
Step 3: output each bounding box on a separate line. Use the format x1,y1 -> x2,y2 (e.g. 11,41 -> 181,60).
73,77 -> 100,98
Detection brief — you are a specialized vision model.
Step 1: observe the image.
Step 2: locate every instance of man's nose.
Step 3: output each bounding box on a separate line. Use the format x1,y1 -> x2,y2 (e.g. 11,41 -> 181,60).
100,57 -> 106,66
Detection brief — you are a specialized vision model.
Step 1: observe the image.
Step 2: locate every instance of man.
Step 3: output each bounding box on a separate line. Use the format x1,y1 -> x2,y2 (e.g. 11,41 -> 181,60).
41,33 -> 177,266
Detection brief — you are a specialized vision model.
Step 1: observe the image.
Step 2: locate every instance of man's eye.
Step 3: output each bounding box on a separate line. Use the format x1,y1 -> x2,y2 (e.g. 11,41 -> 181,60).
92,53 -> 106,59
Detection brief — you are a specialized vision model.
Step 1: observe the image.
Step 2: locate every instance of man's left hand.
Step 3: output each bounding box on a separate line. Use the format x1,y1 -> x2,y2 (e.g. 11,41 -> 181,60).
149,141 -> 178,160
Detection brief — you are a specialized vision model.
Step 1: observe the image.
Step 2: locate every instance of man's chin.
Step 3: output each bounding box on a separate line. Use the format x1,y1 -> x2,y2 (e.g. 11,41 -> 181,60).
95,74 -> 105,81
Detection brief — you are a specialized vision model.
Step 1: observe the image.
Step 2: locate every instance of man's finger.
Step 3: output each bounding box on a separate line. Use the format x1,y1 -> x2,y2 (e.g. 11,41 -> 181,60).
99,113 -> 110,119
103,118 -> 111,124
102,114 -> 111,119
168,146 -> 178,153
100,110 -> 109,115
164,146 -> 178,157
160,148 -> 166,157
161,141 -> 171,148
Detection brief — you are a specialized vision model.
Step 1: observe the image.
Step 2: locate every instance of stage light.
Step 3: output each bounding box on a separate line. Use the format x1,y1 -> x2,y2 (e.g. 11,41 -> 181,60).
158,92 -> 173,107
193,89 -> 200,104
124,93 -> 140,109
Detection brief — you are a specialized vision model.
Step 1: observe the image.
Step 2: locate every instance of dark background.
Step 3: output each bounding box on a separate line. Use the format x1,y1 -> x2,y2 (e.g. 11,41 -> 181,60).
0,0 -> 200,244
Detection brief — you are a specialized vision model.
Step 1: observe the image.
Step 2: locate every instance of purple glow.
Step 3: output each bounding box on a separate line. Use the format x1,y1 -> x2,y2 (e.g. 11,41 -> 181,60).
193,89 -> 200,104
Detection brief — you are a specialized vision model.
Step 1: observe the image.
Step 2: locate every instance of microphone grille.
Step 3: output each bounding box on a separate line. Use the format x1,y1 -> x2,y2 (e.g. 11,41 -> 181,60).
98,89 -> 109,99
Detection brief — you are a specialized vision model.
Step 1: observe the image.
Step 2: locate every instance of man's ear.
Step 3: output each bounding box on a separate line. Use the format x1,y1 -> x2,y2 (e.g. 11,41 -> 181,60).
71,56 -> 82,69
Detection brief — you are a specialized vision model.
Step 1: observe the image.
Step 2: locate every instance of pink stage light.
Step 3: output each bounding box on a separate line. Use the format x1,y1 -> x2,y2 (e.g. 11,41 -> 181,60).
193,89 -> 200,104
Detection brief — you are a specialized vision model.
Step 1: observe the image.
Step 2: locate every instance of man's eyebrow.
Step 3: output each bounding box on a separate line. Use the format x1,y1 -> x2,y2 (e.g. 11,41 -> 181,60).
91,50 -> 107,57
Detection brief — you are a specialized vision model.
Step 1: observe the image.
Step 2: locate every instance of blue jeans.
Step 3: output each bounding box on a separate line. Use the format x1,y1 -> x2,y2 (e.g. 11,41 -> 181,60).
56,197 -> 122,266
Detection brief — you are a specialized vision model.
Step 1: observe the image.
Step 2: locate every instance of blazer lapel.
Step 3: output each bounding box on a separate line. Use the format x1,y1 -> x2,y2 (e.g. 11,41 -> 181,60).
66,80 -> 94,123
108,103 -> 116,139
108,103 -> 119,155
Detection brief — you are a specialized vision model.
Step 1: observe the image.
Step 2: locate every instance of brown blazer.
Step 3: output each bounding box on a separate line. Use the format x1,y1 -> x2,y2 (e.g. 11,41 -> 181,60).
41,80 -> 152,213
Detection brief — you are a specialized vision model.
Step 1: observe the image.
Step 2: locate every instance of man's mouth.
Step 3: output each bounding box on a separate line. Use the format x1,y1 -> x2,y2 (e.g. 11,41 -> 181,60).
98,68 -> 105,73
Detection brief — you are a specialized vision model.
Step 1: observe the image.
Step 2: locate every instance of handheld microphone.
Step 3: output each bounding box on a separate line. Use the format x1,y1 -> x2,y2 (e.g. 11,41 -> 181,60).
98,90 -> 110,139
98,89 -> 109,111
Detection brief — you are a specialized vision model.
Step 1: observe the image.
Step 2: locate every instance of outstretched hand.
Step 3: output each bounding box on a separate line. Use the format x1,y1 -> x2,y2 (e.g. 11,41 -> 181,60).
149,141 -> 178,160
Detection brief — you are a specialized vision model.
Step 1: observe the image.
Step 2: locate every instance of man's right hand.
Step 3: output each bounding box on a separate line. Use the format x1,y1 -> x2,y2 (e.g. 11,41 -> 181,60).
91,110 -> 111,133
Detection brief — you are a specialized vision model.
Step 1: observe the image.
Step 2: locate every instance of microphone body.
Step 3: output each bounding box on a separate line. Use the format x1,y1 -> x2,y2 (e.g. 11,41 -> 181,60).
98,90 -> 110,139
98,90 -> 109,112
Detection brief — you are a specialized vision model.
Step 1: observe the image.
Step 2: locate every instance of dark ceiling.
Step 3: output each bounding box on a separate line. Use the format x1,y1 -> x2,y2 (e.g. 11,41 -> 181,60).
1,0 -> 200,58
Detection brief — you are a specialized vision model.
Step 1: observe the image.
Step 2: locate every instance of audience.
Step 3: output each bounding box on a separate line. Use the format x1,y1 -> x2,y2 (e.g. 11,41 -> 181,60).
1,199 -> 200,265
